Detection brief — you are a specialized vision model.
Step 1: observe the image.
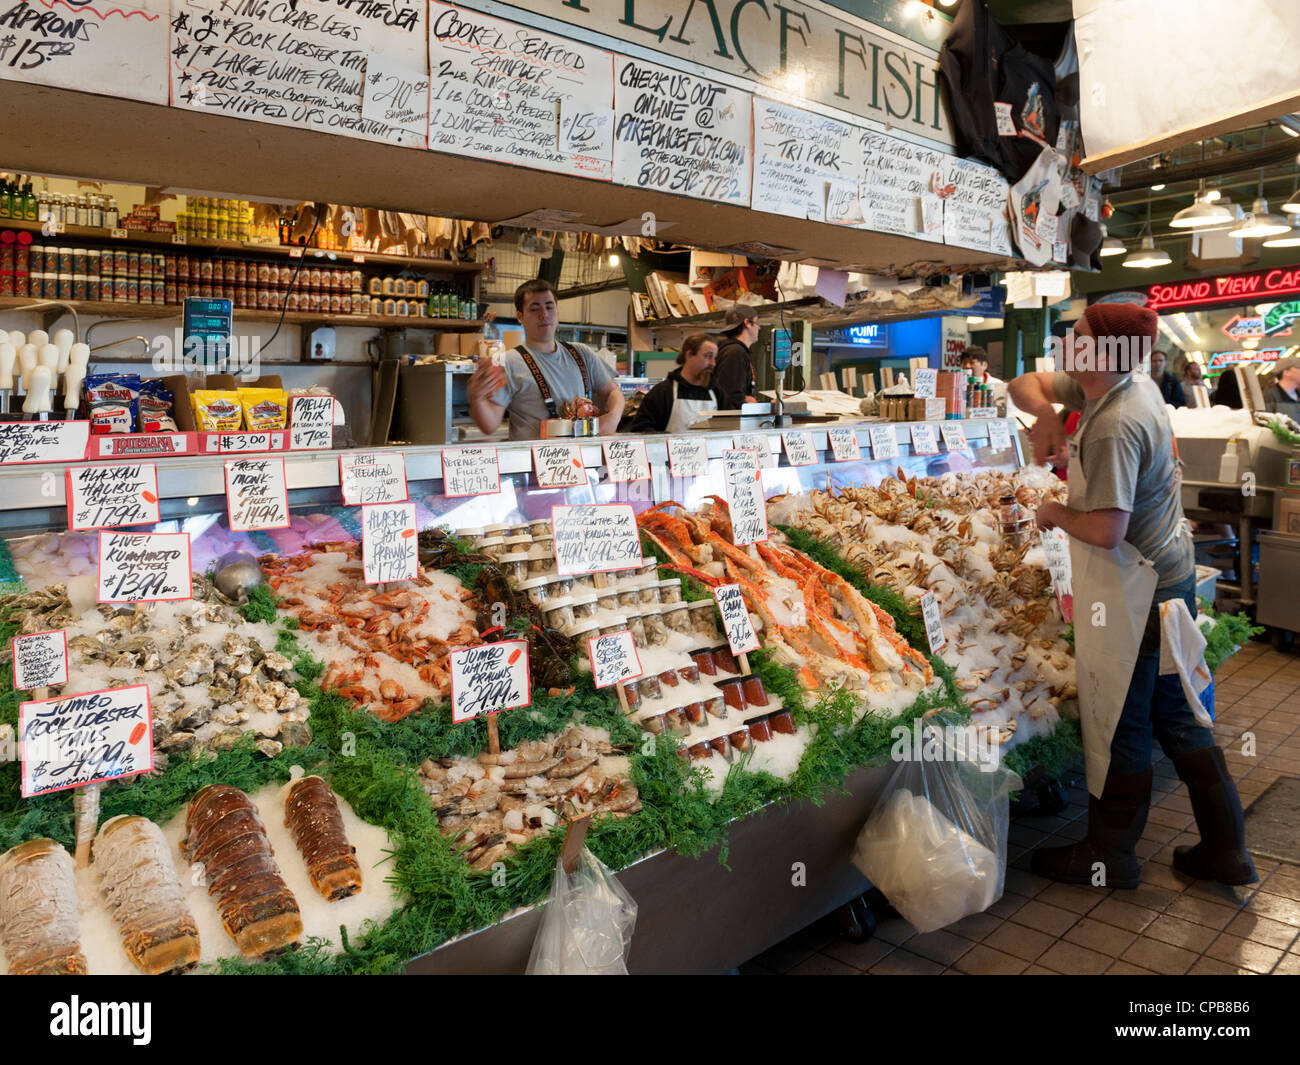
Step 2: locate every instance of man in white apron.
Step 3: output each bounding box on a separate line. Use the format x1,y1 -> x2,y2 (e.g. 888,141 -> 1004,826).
627,334 -> 722,434
1008,303 -> 1255,890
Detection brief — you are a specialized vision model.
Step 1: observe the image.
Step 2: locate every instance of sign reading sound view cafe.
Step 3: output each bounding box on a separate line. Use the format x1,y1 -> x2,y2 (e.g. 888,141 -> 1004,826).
1094,266 -> 1300,312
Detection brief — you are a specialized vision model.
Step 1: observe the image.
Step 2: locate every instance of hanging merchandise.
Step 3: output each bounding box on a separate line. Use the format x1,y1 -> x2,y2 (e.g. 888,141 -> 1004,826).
1008,146 -> 1064,267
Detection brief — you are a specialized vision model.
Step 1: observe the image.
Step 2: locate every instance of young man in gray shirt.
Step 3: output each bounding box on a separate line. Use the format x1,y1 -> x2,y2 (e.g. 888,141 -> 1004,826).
1009,302 -> 1255,890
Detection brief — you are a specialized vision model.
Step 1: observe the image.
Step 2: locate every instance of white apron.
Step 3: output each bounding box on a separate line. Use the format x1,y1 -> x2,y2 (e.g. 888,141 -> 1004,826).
666,378 -> 717,433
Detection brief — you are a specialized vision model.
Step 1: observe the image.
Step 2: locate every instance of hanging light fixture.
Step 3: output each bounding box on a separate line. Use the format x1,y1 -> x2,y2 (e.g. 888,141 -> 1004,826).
1263,213 -> 1300,247
1099,223 -> 1127,256
1169,179 -> 1234,229
1281,163 -> 1300,213
1124,197 -> 1172,268
1229,171 -> 1290,237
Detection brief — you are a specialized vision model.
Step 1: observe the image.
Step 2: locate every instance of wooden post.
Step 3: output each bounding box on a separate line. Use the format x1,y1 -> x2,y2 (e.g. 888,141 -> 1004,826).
485,713 -> 500,756
74,783 -> 101,869
560,811 -> 594,875
737,652 -> 752,675
614,682 -> 631,716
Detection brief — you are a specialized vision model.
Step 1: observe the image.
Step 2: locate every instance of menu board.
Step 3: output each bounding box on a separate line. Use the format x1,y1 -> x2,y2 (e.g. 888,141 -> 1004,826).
752,98 -> 857,222
941,156 -> 1012,254
0,0 -> 169,104
612,56 -> 751,207
170,0 -> 427,147
428,1 -> 613,180
858,130 -> 944,242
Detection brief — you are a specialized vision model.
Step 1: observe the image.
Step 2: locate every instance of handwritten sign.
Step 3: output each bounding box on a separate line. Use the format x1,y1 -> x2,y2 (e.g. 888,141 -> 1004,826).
939,156 -> 1010,254
218,432 -> 285,453
449,641 -> 531,724
224,459 -> 290,531
969,407 -> 1000,420
97,533 -> 191,603
782,430 -> 817,466
919,592 -> 946,653
869,426 -> 899,461
587,631 -> 643,690
427,1 -> 614,180
0,421 -> 90,465
1039,527 -> 1074,622
913,368 -> 938,398
19,685 -> 153,798
441,446 -> 501,497
722,449 -> 767,546
988,420 -> 1013,451
66,464 -> 160,531
340,452 -> 408,505
551,504 -> 641,575
827,427 -> 862,462
910,424 -> 939,455
532,443 -> 587,488
667,436 -> 709,478
361,55 -> 429,147
857,130 -> 944,241
732,432 -> 775,469
11,630 -> 68,691
940,423 -> 968,452
612,56 -> 751,207
713,583 -> 759,656
289,395 -> 335,450
602,439 -> 650,482
560,99 -> 615,161
361,502 -> 418,584
752,98 -> 856,222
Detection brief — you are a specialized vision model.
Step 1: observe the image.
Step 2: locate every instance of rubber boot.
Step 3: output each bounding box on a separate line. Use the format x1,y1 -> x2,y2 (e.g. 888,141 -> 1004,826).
1031,768 -> 1152,890
1170,747 -> 1257,885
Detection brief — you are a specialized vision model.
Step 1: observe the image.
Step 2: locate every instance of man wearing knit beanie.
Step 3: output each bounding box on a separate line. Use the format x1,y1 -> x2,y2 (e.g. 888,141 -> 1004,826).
1008,303 -> 1255,891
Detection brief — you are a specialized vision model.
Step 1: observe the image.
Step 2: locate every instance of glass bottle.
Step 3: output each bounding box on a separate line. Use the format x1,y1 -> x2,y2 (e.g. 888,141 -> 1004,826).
0,181 -> 12,219
449,284 -> 460,319
106,197 -> 119,228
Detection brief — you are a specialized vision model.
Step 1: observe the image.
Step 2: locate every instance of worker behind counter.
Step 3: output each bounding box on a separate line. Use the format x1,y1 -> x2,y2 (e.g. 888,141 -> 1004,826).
627,334 -> 723,434
959,345 -> 1008,415
467,279 -> 625,441
1264,355 -> 1300,421
712,306 -> 761,409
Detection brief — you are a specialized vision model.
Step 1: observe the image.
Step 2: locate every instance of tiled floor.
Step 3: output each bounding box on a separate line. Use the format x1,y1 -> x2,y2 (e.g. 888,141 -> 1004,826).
743,639 -> 1300,976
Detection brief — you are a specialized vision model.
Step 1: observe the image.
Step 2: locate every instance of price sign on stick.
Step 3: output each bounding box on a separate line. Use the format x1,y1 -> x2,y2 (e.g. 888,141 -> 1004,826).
98,533 -> 192,603
667,437 -> 709,478
722,449 -> 768,546
910,423 -> 939,455
588,631 -> 643,690
340,452 -> 408,505
19,684 -> 153,798
11,630 -> 68,691
66,463 -> 160,530
361,502 -> 418,584
289,395 -> 334,450
713,583 -> 759,656
869,426 -> 899,461
224,459 -> 290,531
988,420 -> 1013,450
1039,527 -> 1074,622
551,503 -> 641,575
532,443 -> 586,487
602,439 -> 650,482
827,427 -> 861,462
940,423 -> 968,452
441,446 -> 500,497
782,430 -> 817,466
450,641 -> 531,723
919,592 -> 946,652
913,368 -> 938,398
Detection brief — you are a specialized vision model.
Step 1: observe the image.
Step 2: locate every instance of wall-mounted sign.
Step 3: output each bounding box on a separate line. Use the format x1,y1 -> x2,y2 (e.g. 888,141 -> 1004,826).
1142,267 -> 1300,311
1221,315 -> 1266,341
820,323 -> 888,347
1206,349 -> 1282,370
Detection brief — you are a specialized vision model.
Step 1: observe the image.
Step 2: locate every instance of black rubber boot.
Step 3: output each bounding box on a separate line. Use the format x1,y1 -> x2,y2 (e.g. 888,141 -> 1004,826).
1170,747 -> 1257,885
1031,768 -> 1152,890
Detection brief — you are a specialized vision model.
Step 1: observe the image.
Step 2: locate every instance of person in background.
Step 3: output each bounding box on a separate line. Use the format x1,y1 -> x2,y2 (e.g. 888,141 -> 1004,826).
959,345 -> 1008,414
628,334 -> 723,433
1149,348 -> 1187,408
1263,355 -> 1300,421
468,279 -> 624,440
1181,361 -> 1204,389
712,306 -> 761,408
1211,369 -> 1243,409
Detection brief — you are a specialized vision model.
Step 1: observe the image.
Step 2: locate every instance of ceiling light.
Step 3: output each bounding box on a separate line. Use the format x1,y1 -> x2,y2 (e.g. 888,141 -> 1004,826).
967,316 -> 984,324
1098,223 -> 1126,256
1151,184 -> 1166,191
1170,180 -> 1234,228
937,0 -> 958,7
1123,235 -> 1172,268
1284,125 -> 1300,138
609,253 -> 620,267
1205,189 -> 1222,201
1229,197 -> 1292,238
1263,214 -> 1300,247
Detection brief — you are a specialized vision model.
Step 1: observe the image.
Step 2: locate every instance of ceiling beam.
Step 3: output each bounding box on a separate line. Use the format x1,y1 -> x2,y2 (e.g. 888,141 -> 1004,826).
1101,121 -> 1300,189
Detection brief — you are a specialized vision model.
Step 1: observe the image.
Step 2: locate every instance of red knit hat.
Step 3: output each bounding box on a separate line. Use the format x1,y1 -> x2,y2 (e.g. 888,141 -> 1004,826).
1082,303 -> 1157,347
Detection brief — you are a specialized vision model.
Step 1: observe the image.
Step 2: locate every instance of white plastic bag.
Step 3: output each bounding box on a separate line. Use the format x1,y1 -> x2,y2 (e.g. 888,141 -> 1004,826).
526,847 -> 637,975
851,721 -> 1021,933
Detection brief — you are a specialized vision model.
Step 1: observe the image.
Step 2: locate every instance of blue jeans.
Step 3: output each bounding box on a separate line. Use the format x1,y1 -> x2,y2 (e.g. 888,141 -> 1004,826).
1108,574 -> 1215,774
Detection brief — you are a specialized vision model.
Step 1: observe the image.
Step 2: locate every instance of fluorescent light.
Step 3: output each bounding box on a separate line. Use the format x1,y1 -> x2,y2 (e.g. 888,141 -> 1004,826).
1151,184 -> 1166,191
1123,235 -> 1172,268
967,316 -> 985,324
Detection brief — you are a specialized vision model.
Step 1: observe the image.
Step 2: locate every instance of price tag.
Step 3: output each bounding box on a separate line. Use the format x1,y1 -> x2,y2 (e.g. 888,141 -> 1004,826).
919,592 -> 946,652
224,458 -> 290,531
289,395 -> 335,450
170,233 -> 186,245
531,443 -> 586,488
110,228 -> 128,240
19,684 -> 154,798
1084,197 -> 1099,222
988,420 -> 1013,450
869,426 -> 899,461
47,220 -> 66,235
441,446 -> 501,497
722,449 -> 768,546
713,583 -> 759,656
969,407 -> 999,420
0,422 -> 90,465
994,101 -> 1017,137
1059,182 -> 1081,210
667,437 -> 709,478
1052,240 -> 1068,263
827,427 -> 862,462
910,423 -> 939,455
449,641 -> 531,724
588,631 -> 643,690
782,430 -> 817,466
1039,527 -> 1074,622
602,439 -> 650,482
913,368 -> 938,398
551,503 -> 642,576
1036,211 -> 1059,245
352,254 -> 366,264
11,630 -> 69,691
940,423 -> 968,451
732,432 -> 775,468
98,532 -> 192,603
340,451 -> 408,505
361,502 -> 418,584
218,432 -> 283,453
289,247 -> 304,258
66,463 -> 160,531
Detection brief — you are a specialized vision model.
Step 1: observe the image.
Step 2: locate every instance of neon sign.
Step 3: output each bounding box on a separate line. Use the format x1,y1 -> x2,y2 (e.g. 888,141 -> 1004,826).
1206,348 -> 1282,369
1146,267 -> 1300,310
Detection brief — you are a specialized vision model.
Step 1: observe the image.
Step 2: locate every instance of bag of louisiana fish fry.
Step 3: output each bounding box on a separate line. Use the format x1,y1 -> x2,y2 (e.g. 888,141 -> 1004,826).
238,387 -> 288,431
191,389 -> 243,432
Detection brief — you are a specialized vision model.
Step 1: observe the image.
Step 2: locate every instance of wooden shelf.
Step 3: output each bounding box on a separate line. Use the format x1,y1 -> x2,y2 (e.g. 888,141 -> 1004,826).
1,217 -> 485,273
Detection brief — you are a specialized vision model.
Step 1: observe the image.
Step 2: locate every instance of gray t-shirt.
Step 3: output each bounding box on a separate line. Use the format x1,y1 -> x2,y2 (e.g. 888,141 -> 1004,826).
490,341 -> 617,441
1053,372 -> 1194,589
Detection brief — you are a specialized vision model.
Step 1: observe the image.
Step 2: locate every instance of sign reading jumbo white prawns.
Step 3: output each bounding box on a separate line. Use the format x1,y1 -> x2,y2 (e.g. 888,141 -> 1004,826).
427,1 -> 614,180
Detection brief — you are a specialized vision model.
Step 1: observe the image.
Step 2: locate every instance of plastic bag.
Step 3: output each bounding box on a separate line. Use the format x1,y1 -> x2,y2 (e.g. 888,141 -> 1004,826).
851,718 -> 1022,933
526,847 -> 637,975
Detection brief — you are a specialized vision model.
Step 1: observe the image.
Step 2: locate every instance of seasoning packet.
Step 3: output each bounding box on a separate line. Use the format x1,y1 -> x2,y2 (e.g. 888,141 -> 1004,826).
191,389 -> 243,431
138,380 -> 178,434
84,373 -> 141,435
238,386 -> 288,431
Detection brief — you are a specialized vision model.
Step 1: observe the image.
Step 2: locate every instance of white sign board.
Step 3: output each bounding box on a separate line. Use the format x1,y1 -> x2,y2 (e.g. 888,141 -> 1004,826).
731,432 -> 775,468
98,532 -> 192,603
667,437 -> 709,478
827,427 -> 862,462
910,423 -> 939,455
988,420 -> 1013,451
782,430 -> 817,466
11,630 -> 69,692
722,449 -> 767,546
289,395 -> 335,450
361,502 -> 418,584
66,464 -> 160,531
224,458 -> 290,531
919,592 -> 946,652
450,641 -> 531,723
441,446 -> 501,497
532,443 -> 587,488
603,439 -> 651,482
713,583 -> 759,656
551,503 -> 641,575
940,423 -> 968,452
869,426 -> 899,461
752,98 -> 858,222
340,452 -> 409,505
588,631 -> 643,690
0,422 -> 90,465
19,684 -> 154,798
